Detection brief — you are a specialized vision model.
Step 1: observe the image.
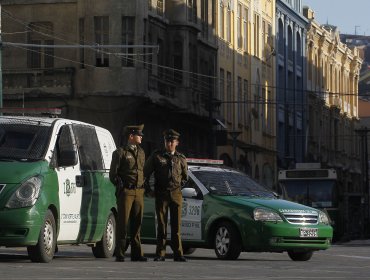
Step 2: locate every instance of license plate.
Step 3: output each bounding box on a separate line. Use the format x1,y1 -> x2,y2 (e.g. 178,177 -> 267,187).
299,228 -> 318,238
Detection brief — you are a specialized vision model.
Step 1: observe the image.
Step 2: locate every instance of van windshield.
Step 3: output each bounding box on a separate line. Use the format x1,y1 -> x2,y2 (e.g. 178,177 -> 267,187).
0,122 -> 51,161
192,168 -> 275,198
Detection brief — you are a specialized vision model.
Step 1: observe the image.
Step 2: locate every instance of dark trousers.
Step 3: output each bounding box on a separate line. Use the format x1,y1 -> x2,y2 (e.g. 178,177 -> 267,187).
155,189 -> 183,258
116,188 -> 145,258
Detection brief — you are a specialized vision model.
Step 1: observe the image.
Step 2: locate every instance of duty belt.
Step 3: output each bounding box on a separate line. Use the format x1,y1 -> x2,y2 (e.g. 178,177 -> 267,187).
125,185 -> 142,190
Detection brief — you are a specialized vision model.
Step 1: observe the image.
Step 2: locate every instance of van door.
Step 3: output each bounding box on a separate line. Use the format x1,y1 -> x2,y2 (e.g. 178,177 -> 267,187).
55,124 -> 82,241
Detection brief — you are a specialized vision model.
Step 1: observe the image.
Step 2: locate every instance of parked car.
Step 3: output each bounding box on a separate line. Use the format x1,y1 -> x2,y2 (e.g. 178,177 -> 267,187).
141,159 -> 333,261
0,115 -> 117,262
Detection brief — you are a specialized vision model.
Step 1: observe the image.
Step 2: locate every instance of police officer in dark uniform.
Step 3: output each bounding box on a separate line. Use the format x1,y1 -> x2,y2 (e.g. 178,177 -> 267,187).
109,124 -> 147,262
144,129 -> 188,262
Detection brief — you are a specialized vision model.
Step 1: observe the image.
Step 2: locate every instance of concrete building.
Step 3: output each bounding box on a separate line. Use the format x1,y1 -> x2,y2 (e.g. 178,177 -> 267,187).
304,7 -> 363,239
275,0 -> 308,169
216,0 -> 276,187
0,0 -> 218,157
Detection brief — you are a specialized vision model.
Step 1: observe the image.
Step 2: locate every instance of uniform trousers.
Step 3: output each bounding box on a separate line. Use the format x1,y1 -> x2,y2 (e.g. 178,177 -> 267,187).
155,188 -> 184,258
116,188 -> 145,258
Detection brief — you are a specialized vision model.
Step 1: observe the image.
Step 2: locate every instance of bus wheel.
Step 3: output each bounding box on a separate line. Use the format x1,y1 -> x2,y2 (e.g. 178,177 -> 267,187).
92,212 -> 116,258
214,221 -> 241,260
27,210 -> 56,263
287,250 -> 313,261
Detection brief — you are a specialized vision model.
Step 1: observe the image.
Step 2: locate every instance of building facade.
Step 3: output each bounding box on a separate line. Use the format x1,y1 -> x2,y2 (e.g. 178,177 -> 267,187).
304,7 -> 363,239
216,0 -> 276,187
0,0 -> 218,157
275,0 -> 308,169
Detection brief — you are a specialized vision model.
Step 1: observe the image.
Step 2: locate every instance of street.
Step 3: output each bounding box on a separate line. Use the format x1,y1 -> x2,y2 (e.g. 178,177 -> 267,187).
1,243 -> 370,279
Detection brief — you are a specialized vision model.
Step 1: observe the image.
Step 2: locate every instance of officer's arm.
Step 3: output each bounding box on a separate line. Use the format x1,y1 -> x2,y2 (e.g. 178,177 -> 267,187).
109,150 -> 120,185
143,154 -> 155,195
181,157 -> 188,187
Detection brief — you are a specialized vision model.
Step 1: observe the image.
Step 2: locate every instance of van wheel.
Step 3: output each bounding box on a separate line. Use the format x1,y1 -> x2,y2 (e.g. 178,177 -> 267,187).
214,221 -> 241,260
27,210 -> 56,263
287,251 -> 313,261
92,212 -> 116,258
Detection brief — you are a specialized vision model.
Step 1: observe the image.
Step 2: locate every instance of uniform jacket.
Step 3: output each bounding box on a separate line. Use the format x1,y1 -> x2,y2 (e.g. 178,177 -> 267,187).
109,145 -> 145,188
144,149 -> 188,193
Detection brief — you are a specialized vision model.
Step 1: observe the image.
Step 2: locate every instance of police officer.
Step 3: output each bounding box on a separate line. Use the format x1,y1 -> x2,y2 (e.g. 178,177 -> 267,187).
144,129 -> 188,262
109,124 -> 147,262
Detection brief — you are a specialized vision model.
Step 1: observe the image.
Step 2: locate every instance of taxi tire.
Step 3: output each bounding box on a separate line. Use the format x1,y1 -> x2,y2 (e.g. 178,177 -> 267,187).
287,250 -> 313,261
214,221 -> 241,260
27,210 -> 56,263
92,212 -> 116,258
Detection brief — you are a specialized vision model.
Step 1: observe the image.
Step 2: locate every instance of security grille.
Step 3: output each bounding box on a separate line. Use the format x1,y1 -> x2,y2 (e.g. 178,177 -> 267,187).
283,212 -> 318,225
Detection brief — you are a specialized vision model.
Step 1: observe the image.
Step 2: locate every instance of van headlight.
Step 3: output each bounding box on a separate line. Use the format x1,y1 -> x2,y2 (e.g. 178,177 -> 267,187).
319,211 -> 330,225
254,208 -> 283,222
5,176 -> 42,208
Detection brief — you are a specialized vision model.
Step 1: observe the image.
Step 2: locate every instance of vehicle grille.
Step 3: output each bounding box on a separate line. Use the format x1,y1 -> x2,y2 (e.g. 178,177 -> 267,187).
282,212 -> 318,225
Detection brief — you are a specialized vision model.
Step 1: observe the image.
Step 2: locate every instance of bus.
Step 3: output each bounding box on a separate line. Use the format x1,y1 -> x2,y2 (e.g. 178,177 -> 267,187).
277,165 -> 341,240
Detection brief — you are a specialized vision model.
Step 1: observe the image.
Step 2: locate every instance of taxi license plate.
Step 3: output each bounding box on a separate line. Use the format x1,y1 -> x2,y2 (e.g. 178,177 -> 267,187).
299,228 -> 318,238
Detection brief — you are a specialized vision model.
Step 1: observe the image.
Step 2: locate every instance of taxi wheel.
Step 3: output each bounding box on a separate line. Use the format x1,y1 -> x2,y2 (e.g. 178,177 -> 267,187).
214,221 -> 241,260
92,212 -> 116,258
287,250 -> 313,261
27,210 -> 56,263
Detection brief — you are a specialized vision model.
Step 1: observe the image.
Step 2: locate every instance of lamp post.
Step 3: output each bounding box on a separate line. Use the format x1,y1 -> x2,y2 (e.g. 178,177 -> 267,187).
228,130 -> 241,168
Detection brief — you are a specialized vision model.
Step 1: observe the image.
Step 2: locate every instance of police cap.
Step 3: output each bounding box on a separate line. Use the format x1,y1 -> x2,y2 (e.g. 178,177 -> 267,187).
124,124 -> 144,136
163,129 -> 180,140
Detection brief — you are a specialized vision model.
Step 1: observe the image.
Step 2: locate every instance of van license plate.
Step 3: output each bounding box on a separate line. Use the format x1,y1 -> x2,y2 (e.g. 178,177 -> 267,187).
299,228 -> 318,238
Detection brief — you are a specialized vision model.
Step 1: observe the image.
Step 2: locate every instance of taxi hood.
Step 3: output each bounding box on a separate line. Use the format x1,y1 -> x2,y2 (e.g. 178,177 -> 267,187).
219,196 -> 318,214
0,161 -> 45,184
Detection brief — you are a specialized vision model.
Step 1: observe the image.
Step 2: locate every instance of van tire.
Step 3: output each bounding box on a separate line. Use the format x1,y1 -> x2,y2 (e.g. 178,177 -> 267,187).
214,221 -> 241,260
92,212 -> 116,258
287,250 -> 313,261
27,210 -> 56,263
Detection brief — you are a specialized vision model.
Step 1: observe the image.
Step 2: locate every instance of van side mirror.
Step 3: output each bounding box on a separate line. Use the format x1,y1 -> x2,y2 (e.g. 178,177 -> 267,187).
182,187 -> 197,198
59,150 -> 78,167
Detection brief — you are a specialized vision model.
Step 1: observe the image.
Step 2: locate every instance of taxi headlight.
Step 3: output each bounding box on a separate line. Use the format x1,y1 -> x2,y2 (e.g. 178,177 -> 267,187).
5,176 -> 42,208
319,211 -> 330,225
254,208 -> 283,222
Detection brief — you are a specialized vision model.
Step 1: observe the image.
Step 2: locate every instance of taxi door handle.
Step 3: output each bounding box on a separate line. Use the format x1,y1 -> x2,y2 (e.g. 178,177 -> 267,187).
76,175 -> 84,188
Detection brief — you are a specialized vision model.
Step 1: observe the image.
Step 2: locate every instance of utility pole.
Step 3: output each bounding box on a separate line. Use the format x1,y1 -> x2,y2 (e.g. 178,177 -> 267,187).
355,25 -> 360,35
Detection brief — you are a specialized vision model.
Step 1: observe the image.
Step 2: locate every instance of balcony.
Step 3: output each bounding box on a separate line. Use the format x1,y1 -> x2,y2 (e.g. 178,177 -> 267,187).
3,68 -> 74,98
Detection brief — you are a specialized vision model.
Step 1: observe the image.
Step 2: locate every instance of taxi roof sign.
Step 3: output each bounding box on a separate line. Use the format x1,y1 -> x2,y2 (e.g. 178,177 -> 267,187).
186,158 -> 224,165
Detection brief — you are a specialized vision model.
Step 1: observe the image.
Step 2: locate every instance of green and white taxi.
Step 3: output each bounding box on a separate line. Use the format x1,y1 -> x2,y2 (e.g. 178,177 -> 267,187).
141,159 -> 333,261
0,115 -> 117,262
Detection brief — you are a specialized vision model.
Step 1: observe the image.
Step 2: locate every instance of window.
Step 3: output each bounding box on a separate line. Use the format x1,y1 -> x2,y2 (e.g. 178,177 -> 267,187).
79,18 -> 85,68
220,68 -> 225,117
226,6 -> 231,42
243,79 -> 249,125
238,76 -> 242,124
157,0 -> 164,16
201,0 -> 208,38
27,22 -> 54,69
219,2 -> 225,39
237,3 -> 242,49
122,16 -> 135,67
254,13 -> 260,57
243,7 -> 249,52
94,16 -> 109,67
173,41 -> 183,84
188,0 -> 197,23
227,71 -> 232,121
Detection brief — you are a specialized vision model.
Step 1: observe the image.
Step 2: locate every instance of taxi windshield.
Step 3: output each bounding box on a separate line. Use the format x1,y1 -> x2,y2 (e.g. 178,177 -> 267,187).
192,168 -> 275,198
0,121 -> 51,161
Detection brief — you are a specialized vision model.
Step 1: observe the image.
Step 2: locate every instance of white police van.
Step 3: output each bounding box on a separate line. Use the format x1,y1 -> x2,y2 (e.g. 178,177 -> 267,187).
0,111 -> 117,262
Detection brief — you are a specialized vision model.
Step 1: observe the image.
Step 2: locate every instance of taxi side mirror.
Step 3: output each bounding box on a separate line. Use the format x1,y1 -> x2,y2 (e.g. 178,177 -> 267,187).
182,187 -> 197,198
